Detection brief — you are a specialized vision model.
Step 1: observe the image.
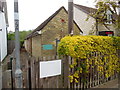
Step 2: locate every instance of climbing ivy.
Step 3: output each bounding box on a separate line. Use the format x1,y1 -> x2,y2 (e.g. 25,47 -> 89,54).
58,35 -> 120,83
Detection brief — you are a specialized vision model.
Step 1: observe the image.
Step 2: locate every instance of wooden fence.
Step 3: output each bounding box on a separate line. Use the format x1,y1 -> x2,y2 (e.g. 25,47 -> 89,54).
7,40 -> 15,54
27,56 -> 63,88
64,54 -> 118,89
2,50 -> 118,89
25,55 -> 118,89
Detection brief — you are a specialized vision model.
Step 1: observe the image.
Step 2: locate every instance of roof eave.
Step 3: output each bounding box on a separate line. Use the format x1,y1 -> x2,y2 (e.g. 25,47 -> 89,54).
26,6 -> 83,39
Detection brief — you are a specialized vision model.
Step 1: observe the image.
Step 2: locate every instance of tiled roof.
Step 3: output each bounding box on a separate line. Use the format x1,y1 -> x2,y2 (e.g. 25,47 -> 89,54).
26,6 -> 82,39
74,4 -> 97,15
74,4 -> 118,21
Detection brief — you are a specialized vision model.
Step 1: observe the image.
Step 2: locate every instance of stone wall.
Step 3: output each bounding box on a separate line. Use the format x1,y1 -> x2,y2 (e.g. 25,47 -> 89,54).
26,8 -> 81,58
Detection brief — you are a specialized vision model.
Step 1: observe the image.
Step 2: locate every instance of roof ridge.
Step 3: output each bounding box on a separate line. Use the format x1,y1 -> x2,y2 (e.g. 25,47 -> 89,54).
74,4 -> 97,15
34,6 -> 66,32
25,6 -> 67,39
25,6 -> 82,39
74,4 -> 96,9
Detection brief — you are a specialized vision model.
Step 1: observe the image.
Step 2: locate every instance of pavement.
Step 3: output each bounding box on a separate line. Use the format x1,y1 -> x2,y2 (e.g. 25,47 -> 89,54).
94,79 -> 119,88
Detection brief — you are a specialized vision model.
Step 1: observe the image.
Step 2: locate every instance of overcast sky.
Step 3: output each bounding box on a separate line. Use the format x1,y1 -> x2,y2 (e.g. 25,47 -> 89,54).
6,0 -> 95,31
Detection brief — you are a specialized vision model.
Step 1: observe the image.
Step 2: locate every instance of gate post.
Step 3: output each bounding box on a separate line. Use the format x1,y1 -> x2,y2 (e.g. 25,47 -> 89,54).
28,59 -> 32,90
63,56 -> 69,88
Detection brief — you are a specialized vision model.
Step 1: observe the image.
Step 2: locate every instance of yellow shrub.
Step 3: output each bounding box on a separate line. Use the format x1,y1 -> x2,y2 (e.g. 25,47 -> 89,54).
58,35 -> 120,83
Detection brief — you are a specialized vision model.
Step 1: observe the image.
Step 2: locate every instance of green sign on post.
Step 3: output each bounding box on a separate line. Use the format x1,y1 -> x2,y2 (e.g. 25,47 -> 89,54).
42,44 -> 53,50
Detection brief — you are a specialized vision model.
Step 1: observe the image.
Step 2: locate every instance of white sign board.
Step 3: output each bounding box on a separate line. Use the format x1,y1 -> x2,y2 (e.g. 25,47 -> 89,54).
40,60 -> 61,78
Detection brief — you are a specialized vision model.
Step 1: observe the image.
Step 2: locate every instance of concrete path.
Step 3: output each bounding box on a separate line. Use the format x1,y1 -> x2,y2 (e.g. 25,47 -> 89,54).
94,79 -> 119,88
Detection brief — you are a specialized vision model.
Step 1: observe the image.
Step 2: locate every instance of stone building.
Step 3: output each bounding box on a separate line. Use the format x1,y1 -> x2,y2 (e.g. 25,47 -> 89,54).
25,6 -> 82,58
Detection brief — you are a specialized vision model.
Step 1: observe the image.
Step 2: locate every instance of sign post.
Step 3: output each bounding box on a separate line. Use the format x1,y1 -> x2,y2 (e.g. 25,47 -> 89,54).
14,0 -> 23,88
68,0 -> 73,35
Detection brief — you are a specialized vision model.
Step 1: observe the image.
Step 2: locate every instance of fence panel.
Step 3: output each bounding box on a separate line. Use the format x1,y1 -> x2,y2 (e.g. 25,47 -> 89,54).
29,56 -> 63,88
7,40 -> 15,54
3,50 -> 118,89
66,51 -> 118,89
2,70 -> 12,88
